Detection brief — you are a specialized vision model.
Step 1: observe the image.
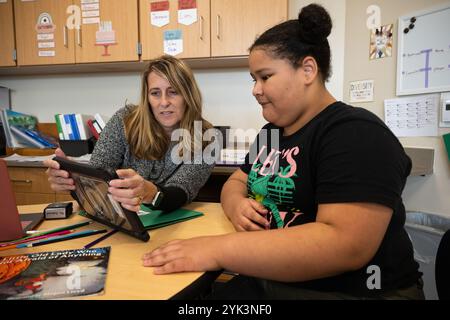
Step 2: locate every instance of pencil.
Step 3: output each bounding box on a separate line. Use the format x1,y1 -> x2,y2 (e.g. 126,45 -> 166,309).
0,230 -> 75,248
84,229 -> 119,249
16,229 -> 107,248
20,221 -> 93,240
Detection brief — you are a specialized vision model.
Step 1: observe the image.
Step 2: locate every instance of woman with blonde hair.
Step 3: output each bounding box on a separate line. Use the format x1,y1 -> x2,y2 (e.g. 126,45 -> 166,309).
44,55 -> 214,212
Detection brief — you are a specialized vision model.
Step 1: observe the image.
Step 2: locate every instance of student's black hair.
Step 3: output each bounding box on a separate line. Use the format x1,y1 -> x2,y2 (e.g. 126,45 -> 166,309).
250,3 -> 333,82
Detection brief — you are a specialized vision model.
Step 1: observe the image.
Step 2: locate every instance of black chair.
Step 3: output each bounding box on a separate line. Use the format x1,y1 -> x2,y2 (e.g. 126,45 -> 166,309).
435,229 -> 450,300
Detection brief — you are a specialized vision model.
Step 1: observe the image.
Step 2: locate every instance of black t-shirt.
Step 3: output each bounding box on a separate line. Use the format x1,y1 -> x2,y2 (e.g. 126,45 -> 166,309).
241,101 -> 421,297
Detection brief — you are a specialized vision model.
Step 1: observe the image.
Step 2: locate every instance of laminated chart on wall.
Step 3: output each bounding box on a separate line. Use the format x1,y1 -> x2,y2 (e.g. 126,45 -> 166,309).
164,30 -> 183,56
384,94 -> 439,137
151,1 -> 170,27
81,0 -> 100,25
35,12 -> 56,57
178,0 -> 197,26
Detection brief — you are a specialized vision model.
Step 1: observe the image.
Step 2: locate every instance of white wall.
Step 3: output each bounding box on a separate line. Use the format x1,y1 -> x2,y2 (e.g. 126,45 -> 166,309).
0,69 -> 265,131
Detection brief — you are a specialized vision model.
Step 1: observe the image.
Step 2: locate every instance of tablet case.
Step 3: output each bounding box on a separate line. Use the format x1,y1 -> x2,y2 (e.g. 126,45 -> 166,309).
53,157 -> 150,242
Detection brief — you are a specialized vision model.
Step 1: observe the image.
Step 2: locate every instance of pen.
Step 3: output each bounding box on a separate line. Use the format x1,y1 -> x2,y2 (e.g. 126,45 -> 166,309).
16,229 -> 107,248
84,229 -> 119,249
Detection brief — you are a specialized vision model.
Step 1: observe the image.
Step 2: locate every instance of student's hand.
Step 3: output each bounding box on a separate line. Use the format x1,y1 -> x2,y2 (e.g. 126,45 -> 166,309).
108,169 -> 157,212
227,198 -> 269,232
142,236 -> 222,274
43,148 -> 76,192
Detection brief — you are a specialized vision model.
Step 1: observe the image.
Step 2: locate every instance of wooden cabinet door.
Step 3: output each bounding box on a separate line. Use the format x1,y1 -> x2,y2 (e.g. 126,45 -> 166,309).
14,0 -> 76,66
0,0 -> 16,67
140,0 -> 210,60
74,0 -> 139,63
211,0 -> 287,57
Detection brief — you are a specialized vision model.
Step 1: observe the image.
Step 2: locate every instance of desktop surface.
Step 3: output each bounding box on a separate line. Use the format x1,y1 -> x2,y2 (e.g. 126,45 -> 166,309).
3,202 -> 235,300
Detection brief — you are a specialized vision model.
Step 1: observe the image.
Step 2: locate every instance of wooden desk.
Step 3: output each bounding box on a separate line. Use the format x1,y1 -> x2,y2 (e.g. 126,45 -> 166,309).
2,202 -> 235,300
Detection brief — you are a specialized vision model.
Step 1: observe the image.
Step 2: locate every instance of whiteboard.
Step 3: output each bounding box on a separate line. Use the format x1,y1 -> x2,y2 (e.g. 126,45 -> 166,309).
396,3 -> 450,96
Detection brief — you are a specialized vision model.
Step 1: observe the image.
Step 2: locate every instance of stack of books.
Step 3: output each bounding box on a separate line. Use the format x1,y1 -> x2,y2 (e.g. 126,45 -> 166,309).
0,109 -> 58,149
54,113 -> 108,141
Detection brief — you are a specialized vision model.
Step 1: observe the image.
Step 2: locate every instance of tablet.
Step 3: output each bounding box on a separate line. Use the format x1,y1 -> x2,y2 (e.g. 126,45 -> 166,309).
53,157 -> 150,242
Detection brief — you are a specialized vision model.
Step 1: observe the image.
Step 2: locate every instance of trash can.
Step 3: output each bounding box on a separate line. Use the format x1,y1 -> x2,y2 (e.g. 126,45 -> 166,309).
405,211 -> 450,300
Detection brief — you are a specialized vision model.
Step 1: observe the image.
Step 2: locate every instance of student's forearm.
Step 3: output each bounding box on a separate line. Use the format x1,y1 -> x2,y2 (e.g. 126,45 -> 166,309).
214,223 -> 368,282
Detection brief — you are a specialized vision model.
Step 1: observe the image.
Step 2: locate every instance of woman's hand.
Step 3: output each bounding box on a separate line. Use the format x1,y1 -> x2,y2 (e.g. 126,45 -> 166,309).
108,169 -> 157,212
226,198 -> 269,232
142,236 -> 222,274
43,148 -> 76,192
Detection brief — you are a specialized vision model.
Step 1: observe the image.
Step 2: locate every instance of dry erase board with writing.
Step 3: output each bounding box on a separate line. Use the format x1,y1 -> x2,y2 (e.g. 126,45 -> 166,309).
396,3 -> 450,96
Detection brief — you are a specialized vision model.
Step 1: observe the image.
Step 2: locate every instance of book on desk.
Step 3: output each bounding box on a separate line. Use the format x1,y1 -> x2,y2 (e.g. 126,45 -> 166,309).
0,247 -> 110,300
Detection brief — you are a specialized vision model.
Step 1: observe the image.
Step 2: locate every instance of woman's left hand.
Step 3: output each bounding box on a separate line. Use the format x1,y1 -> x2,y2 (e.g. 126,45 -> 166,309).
108,169 -> 155,212
142,236 -> 222,274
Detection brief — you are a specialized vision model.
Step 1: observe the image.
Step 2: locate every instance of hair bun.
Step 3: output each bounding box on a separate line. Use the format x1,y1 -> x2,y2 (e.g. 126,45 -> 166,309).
298,4 -> 332,44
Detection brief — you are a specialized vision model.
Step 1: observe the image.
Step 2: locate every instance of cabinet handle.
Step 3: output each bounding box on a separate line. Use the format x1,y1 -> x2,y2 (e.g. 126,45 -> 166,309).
216,15 -> 221,40
77,28 -> 82,47
200,16 -> 204,41
11,179 -> 32,184
63,26 -> 68,48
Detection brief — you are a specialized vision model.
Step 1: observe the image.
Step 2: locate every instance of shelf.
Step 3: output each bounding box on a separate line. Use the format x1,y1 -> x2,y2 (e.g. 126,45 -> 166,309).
0,56 -> 249,76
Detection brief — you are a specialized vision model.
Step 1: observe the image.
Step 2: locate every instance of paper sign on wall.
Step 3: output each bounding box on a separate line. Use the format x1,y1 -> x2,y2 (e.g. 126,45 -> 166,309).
384,94 -> 439,137
81,0 -> 100,25
35,12 -> 56,58
164,30 -> 183,56
151,1 -> 170,27
178,0 -> 197,26
349,80 -> 374,103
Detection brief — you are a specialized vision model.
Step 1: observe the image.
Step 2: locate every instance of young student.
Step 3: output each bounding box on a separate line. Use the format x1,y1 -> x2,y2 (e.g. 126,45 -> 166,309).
44,55 -> 214,213
142,4 -> 424,299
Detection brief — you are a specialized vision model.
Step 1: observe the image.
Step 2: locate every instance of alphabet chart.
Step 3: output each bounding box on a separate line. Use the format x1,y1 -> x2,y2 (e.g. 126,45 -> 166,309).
384,94 -> 439,137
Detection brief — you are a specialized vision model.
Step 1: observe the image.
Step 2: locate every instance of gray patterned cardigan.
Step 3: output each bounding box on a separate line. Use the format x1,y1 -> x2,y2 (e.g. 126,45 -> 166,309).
89,106 -> 214,209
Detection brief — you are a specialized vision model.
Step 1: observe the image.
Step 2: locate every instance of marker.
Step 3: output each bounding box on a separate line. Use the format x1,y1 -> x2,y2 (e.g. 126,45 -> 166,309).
16,229 -> 107,248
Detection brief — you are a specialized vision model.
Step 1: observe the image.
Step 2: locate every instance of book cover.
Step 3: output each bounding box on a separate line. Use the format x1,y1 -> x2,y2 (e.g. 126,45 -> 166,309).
54,114 -> 65,140
75,114 -> 94,140
0,247 -> 110,300
10,126 -> 47,148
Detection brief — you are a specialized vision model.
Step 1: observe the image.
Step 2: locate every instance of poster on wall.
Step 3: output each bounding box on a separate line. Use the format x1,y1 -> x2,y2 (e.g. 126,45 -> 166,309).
81,0 -> 100,25
35,12 -> 56,57
369,24 -> 393,60
151,1 -> 170,27
178,0 -> 197,26
163,30 -> 183,56
349,80 -> 374,103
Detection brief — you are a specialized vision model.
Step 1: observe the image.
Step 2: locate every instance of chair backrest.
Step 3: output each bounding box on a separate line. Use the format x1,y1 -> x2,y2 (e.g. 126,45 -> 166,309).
435,229 -> 450,300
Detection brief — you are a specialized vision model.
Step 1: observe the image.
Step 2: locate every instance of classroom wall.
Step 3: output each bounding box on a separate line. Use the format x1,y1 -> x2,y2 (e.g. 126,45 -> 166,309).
343,0 -> 450,217
0,0 -> 346,134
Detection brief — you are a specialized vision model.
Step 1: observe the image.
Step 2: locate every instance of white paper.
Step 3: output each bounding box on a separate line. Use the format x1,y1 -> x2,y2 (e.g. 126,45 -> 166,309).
81,0 -> 99,4
38,41 -> 55,49
81,3 -> 99,10
151,11 -> 169,27
38,50 -> 55,57
384,94 -> 439,137
82,10 -> 99,18
37,33 -> 54,41
349,80 -> 374,103
164,30 -> 183,56
178,8 -> 197,26
83,17 -> 100,25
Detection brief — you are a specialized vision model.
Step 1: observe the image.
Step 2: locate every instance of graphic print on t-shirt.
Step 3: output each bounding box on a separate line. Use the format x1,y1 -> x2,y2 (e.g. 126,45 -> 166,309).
247,146 -> 303,229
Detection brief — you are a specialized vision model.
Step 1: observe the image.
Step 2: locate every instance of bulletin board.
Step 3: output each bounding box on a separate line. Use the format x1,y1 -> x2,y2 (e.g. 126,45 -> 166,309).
396,3 -> 450,96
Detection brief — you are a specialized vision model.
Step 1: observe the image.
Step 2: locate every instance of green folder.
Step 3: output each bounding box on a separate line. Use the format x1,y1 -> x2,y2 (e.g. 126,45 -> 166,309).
444,133 -> 450,161
138,205 -> 204,230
